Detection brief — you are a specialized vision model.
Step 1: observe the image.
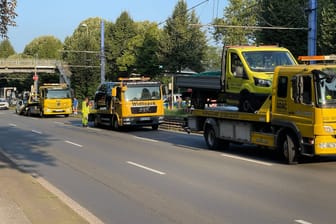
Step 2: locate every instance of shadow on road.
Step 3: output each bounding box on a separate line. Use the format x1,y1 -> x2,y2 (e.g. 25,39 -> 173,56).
0,126 -> 57,175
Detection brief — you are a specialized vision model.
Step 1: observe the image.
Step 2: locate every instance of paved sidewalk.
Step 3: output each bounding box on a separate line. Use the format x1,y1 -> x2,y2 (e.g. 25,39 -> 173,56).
0,152 -> 89,224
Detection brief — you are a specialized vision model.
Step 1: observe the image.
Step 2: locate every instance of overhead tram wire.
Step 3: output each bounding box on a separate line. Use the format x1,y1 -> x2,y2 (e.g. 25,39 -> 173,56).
158,0 -> 210,26
189,24 -> 309,31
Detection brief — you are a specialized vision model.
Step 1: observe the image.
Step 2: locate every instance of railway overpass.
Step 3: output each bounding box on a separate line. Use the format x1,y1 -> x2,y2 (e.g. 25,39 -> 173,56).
0,58 -> 71,86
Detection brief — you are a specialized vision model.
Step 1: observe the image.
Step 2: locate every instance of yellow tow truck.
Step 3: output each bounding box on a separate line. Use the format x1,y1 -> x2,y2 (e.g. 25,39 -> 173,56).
26,83 -> 72,117
89,76 -> 165,130
187,56 -> 336,164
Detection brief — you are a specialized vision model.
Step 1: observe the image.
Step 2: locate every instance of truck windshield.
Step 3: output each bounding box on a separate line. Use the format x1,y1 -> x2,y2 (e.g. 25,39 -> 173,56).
243,51 -> 296,72
124,86 -> 161,101
45,89 -> 71,99
315,68 -> 336,107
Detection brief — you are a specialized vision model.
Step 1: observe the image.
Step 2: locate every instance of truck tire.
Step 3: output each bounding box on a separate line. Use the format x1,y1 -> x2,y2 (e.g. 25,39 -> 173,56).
94,116 -> 100,127
152,124 -> 159,130
282,133 -> 299,164
204,125 -> 220,150
112,117 -> 119,130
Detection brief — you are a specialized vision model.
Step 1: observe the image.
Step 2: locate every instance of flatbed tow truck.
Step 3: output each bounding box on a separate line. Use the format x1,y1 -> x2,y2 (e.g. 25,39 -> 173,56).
186,56 -> 336,164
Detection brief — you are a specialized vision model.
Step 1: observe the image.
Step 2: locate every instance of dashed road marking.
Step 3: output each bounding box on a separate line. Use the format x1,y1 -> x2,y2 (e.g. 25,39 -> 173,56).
134,136 -> 158,143
8,123 -> 17,127
127,161 -> 166,175
65,140 -> 83,148
221,153 -> 273,166
295,220 -> 312,224
31,130 -> 42,134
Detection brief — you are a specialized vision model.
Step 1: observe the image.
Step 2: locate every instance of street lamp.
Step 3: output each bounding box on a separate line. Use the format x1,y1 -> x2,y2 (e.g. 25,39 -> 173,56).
81,23 -> 88,36
80,21 -> 105,84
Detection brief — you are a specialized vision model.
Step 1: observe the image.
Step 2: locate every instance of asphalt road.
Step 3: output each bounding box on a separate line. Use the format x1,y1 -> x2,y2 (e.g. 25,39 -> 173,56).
1,109 -> 336,224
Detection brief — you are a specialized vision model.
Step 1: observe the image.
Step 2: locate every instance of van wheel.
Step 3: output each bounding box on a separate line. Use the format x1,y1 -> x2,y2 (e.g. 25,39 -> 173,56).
204,125 -> 220,150
239,93 -> 254,112
282,133 -> 299,165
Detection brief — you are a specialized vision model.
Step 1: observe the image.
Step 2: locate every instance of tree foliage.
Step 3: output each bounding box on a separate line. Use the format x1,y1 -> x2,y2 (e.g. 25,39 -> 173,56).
63,17 -> 102,100
212,0 -> 257,45
317,0 -> 336,54
161,0 -> 207,73
0,38 -> 15,57
256,0 -> 307,57
23,36 -> 63,59
105,11 -> 137,79
0,0 -> 17,39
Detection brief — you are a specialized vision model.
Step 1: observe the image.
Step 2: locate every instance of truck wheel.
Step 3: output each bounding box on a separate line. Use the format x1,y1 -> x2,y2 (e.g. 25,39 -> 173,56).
152,124 -> 159,130
282,133 -> 299,164
112,118 -> 119,130
94,116 -> 100,127
204,125 -> 220,150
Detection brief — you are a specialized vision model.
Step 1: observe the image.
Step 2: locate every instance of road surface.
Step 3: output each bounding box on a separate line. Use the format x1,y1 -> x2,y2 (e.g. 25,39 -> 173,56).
1,110 -> 336,224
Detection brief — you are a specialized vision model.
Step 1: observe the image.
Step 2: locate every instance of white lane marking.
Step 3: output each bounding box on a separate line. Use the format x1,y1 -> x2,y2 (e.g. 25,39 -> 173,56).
134,136 -> 158,143
8,123 -> 17,127
295,220 -> 312,224
127,161 -> 166,175
54,121 -> 64,125
65,140 -> 83,148
221,153 -> 273,166
31,130 -> 42,134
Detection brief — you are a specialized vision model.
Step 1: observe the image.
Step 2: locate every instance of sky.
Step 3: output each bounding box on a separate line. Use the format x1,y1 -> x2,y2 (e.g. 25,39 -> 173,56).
7,0 -> 227,53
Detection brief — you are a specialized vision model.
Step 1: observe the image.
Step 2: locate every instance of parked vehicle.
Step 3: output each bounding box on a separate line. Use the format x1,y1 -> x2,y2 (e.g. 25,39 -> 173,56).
26,83 -> 72,117
175,45 -> 297,112
0,98 -> 9,110
89,76 -> 164,130
185,56 -> 336,164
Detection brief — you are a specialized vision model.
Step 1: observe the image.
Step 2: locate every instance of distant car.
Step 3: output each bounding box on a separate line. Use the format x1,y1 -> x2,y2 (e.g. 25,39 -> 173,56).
0,98 -> 9,110
15,99 -> 28,115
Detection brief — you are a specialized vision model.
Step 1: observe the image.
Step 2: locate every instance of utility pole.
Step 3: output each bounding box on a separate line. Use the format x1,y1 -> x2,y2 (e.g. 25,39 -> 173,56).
308,0 -> 317,56
100,20 -> 105,84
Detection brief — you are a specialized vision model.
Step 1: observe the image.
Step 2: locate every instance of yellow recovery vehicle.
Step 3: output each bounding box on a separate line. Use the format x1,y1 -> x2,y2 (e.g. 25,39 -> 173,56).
26,83 -> 72,117
176,45 -> 297,112
89,76 -> 164,130
187,56 -> 336,164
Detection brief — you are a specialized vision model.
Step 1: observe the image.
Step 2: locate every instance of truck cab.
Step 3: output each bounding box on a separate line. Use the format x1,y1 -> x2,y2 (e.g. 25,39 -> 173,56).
222,45 -> 297,112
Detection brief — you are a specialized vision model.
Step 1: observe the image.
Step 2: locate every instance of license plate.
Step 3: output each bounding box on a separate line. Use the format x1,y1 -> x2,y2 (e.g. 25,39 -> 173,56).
140,117 -> 150,121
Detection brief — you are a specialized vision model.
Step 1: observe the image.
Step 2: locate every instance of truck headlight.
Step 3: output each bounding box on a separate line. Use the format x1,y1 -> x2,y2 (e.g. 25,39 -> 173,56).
323,126 -> 334,133
254,78 -> 271,87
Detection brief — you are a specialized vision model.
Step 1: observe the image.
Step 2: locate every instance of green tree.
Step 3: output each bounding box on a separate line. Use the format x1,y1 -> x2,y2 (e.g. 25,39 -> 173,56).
0,39 -> 15,57
160,0 -> 207,73
0,0 -> 17,39
63,17 -> 102,100
23,36 -> 63,59
134,21 -> 162,77
203,46 -> 221,71
212,0 -> 257,45
105,11 -> 137,79
317,0 -> 336,54
256,0 -> 307,57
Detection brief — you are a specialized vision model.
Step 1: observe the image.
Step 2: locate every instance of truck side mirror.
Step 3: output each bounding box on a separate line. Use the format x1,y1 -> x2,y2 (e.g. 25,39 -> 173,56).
111,88 -> 117,97
121,86 -> 128,92
292,76 -> 303,103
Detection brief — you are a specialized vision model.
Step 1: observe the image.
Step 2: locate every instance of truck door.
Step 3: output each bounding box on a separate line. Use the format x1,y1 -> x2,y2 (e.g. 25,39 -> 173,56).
226,52 -> 245,94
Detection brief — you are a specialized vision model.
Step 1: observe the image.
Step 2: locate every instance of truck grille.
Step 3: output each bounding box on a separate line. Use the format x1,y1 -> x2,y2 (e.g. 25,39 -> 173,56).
131,106 -> 157,114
